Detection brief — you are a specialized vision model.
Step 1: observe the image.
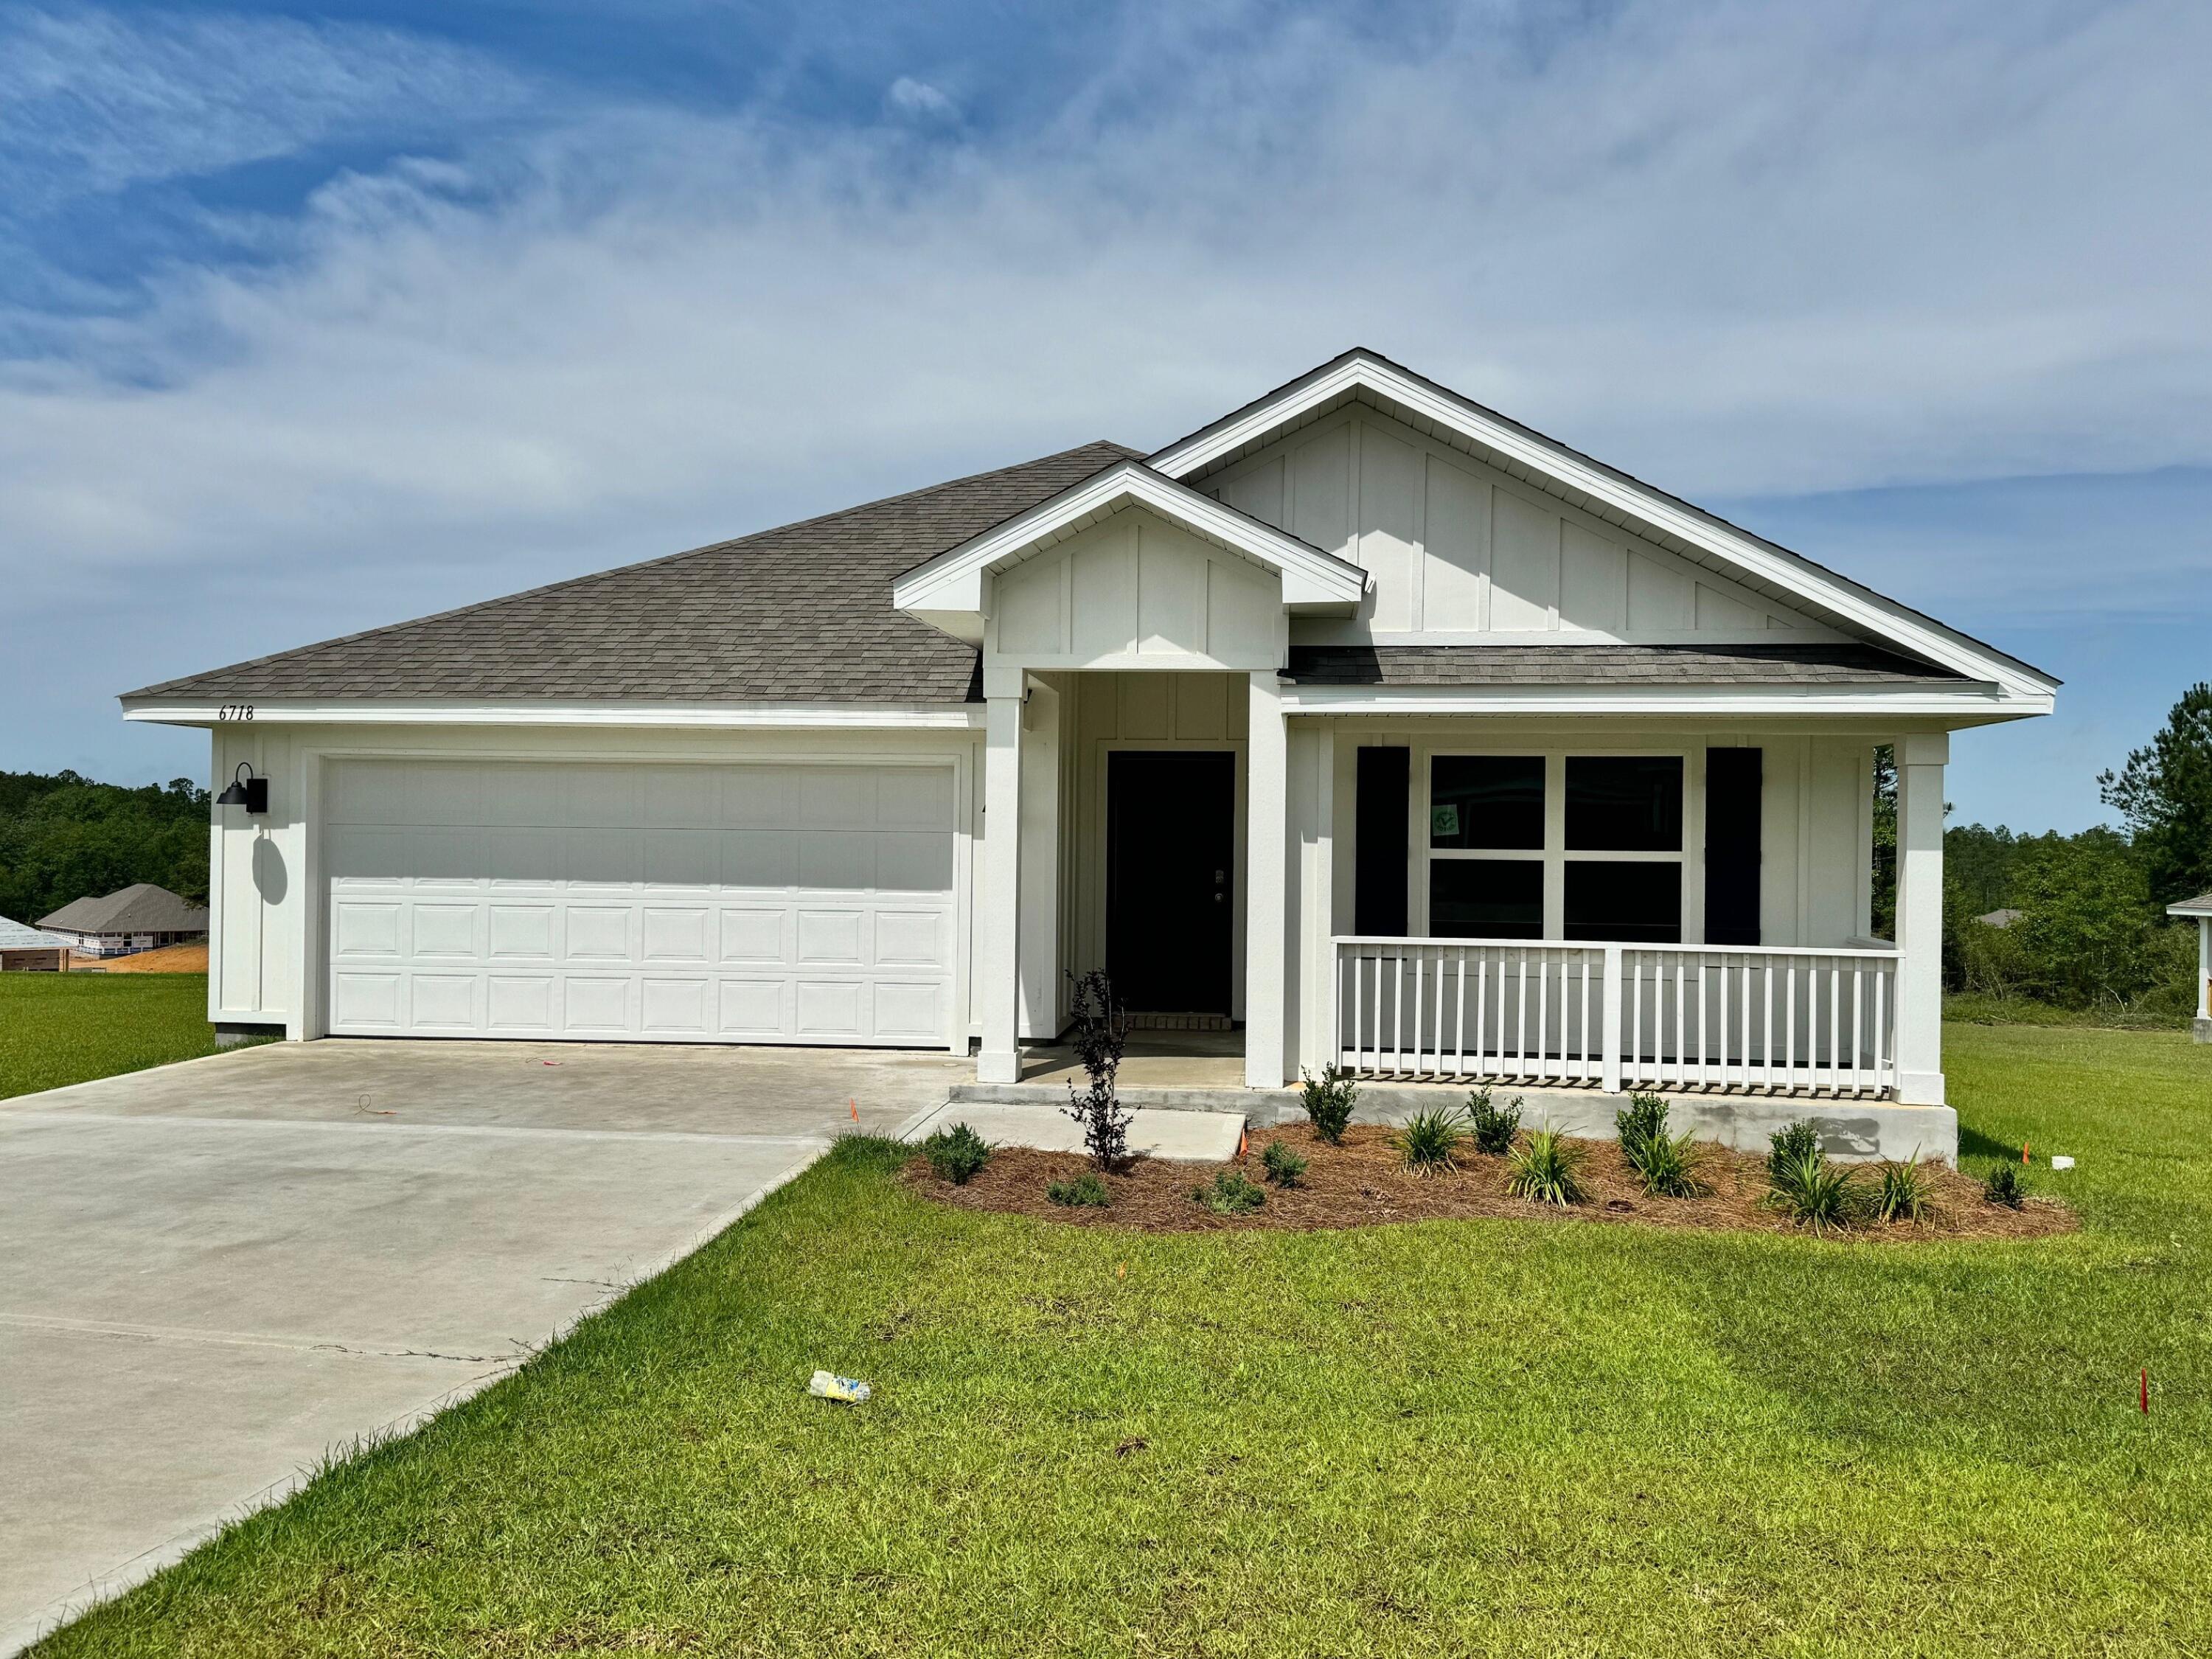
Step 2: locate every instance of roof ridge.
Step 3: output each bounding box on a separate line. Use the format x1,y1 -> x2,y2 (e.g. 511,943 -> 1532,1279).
125,440 -> 1136,700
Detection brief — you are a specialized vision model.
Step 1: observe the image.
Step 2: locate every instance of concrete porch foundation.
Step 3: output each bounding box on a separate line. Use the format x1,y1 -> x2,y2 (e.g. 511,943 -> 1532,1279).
966,1031 -> 1955,1162
902,1101 -> 1245,1162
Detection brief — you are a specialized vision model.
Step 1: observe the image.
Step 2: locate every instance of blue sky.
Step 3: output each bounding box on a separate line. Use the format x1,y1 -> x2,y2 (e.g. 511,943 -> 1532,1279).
3,0 -> 2207,832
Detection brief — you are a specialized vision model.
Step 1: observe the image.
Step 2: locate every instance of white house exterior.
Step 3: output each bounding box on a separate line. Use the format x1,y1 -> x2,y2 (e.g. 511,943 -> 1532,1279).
123,351 -> 2055,1123
2170,892 -> 2212,1042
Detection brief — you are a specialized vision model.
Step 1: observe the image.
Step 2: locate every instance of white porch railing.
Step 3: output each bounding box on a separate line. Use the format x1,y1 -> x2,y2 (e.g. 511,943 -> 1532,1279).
1332,936 -> 1899,1098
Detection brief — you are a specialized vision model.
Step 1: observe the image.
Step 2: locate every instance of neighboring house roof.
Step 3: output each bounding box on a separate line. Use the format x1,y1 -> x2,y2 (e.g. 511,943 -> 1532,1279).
0,916 -> 71,950
2168,893 -> 2212,917
1280,644 -> 1969,687
39,884 -> 209,936
1975,908 -> 2025,929
126,442 -> 1140,704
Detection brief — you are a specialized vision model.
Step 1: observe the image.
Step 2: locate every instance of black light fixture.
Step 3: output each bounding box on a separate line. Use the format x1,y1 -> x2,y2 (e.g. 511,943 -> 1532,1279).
215,762 -> 268,815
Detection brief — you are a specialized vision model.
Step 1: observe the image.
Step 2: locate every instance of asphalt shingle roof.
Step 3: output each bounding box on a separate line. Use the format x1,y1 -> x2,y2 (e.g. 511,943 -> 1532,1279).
40,884 -> 209,936
128,442 -> 1141,704
1280,644 -> 1968,686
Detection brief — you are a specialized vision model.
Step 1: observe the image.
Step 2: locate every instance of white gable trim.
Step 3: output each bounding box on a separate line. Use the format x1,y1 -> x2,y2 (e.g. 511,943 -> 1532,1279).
892,462 -> 1366,624
120,699 -> 986,731
1151,352 -> 2057,701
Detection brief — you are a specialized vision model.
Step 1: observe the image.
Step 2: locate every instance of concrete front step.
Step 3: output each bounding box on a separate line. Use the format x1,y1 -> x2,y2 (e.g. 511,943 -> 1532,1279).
903,1101 -> 1248,1163
947,1080 -> 1955,1164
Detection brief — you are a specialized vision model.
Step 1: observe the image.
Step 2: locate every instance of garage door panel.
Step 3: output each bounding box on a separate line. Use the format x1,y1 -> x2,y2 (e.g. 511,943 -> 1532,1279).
641,829 -> 717,888
877,832 -> 954,892
333,901 -> 402,958
487,904 -> 556,960
487,827 -> 563,885
410,974 -> 479,1030
487,974 -> 555,1032
332,971 -> 403,1028
640,906 -> 711,964
565,906 -> 634,963
719,831 -> 797,888
562,977 -> 632,1034
324,759 -> 953,1047
795,979 -> 865,1036
403,827 -> 485,887
564,828 -> 641,888
800,833 -> 876,891
878,767 -> 956,830
874,909 -> 947,968
800,769 -> 876,830
796,908 -> 865,964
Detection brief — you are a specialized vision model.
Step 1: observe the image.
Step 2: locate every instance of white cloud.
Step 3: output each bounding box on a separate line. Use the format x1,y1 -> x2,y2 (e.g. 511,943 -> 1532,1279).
1,0 -> 2208,643
885,75 -> 960,125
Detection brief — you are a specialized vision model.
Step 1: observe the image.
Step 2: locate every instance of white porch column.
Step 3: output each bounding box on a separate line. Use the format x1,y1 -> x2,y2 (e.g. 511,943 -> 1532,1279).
1894,732 -> 1948,1105
1017,680 -> 1061,1040
977,688 -> 1024,1084
2194,917 -> 2210,1039
1245,672 -> 1289,1088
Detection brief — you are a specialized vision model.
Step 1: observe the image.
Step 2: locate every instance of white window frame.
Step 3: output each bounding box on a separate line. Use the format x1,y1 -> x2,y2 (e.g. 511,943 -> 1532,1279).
1422,748 -> 1697,942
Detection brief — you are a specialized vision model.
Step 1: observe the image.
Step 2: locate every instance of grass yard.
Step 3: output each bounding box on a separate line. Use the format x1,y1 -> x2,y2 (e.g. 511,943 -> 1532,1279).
0,972 -> 229,1099
37,1023 -> 2212,1657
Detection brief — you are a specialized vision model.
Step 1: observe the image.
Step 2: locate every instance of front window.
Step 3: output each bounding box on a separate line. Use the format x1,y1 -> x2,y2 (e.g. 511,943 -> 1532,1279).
1427,754 -> 1685,942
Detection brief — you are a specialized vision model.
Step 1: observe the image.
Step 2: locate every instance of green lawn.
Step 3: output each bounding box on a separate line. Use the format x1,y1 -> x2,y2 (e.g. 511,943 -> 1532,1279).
37,1023 -> 2212,1657
0,973 -> 228,1099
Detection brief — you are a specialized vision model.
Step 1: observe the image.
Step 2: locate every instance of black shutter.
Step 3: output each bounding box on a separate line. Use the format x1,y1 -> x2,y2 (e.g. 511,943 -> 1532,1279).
1354,746 -> 1411,936
1704,747 -> 1761,946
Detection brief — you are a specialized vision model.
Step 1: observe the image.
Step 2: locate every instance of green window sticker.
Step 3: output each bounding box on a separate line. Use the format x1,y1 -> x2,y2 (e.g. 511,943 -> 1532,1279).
1431,804 -> 1461,839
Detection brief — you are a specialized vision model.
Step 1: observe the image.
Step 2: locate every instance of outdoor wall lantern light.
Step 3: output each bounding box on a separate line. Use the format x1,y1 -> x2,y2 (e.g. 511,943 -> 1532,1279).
215,762 -> 269,815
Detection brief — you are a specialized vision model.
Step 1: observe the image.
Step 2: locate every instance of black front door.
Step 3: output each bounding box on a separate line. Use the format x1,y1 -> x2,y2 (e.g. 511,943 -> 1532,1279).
1106,750 -> 1236,1014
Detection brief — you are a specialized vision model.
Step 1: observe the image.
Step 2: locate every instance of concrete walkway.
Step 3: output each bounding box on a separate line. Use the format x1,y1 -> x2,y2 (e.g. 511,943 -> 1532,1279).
0,1038 -> 963,1654
903,1099 -> 1246,1161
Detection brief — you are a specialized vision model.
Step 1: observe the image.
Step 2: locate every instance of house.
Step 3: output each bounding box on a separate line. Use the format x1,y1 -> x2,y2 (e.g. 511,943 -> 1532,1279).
121,349 -> 2054,1140
39,884 -> 209,959
0,915 -> 72,972
1974,908 -> 2023,930
2169,893 -> 2212,1043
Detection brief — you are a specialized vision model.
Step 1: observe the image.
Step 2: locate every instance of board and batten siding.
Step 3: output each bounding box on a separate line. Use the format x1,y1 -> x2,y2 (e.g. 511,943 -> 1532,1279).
1202,404 -> 1836,644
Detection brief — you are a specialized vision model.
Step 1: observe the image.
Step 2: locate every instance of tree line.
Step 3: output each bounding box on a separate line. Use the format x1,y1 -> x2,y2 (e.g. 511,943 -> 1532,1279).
0,771 -> 211,926
1877,683 -> 2212,1020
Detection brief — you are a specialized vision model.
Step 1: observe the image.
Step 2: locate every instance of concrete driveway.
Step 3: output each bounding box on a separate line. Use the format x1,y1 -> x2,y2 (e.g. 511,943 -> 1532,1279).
0,1038 -> 963,1652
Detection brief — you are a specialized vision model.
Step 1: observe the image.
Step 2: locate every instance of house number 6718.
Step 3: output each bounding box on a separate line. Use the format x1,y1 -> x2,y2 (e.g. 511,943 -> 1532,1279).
217,704 -> 255,722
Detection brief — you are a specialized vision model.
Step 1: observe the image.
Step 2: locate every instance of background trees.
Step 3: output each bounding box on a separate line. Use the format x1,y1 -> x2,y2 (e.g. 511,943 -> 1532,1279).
0,771 -> 209,924
2099,681 -> 2212,905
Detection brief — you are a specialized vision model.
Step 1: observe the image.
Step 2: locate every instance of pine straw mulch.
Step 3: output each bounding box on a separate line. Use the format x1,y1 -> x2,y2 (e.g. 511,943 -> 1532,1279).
905,1121 -> 2076,1243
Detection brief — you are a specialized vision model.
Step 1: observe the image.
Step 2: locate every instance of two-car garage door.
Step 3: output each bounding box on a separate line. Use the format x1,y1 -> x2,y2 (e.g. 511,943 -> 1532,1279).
324,759 -> 956,1046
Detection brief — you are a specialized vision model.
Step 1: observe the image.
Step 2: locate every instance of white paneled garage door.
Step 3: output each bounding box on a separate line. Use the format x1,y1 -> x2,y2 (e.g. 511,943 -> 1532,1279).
324,759 -> 957,1046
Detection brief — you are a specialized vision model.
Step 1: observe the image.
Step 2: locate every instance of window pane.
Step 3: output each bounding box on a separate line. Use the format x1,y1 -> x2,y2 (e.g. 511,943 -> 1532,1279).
1430,757 -> 1544,849
1565,757 -> 1683,851
1430,860 -> 1543,939
1563,862 -> 1681,943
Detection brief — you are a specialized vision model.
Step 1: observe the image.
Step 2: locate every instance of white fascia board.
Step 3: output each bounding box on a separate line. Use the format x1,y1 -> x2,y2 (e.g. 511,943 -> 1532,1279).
1153,352 -> 2056,701
120,700 -> 985,731
1279,682 -> 2051,720
891,461 -> 1366,616
2168,898 -> 2212,917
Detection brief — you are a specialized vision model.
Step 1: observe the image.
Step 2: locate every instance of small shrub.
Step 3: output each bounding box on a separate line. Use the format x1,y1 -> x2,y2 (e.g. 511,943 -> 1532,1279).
1465,1088 -> 1523,1155
1615,1093 -> 1707,1199
1506,1128 -> 1587,1206
1768,1120 -> 1821,1179
1299,1065 -> 1359,1144
1983,1162 -> 2028,1210
921,1121 -> 992,1186
1194,1169 -> 1267,1215
1615,1092 -> 1670,1165
1047,1172 -> 1110,1208
1874,1155 -> 1935,1223
1764,1148 -> 1859,1234
1062,968 -> 1133,1171
1394,1105 -> 1466,1174
1260,1138 -> 1308,1187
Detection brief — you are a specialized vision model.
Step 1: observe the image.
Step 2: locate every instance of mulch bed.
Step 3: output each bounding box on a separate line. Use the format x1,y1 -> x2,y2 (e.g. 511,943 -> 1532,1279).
905,1121 -> 2076,1242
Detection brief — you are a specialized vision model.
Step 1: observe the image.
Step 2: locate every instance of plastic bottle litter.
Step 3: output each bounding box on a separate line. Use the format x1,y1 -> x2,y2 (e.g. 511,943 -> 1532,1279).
2050,1155 -> 2075,1171
807,1369 -> 872,1403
